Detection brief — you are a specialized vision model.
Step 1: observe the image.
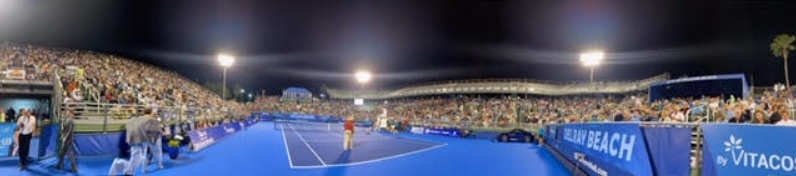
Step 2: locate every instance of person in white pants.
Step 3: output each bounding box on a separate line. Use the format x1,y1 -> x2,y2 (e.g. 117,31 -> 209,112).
124,108 -> 161,175
145,137 -> 164,171
108,158 -> 131,175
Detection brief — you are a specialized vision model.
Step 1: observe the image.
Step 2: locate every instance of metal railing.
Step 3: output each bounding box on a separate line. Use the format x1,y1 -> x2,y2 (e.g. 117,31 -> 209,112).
61,102 -> 236,133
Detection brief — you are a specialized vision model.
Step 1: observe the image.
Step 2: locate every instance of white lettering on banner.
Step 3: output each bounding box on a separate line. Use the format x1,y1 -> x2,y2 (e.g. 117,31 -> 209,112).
0,137 -> 11,145
562,128 -> 636,161
609,133 -> 619,156
224,126 -> 235,134
717,135 -> 796,173
193,138 -> 215,150
411,127 -> 425,134
576,155 -> 609,176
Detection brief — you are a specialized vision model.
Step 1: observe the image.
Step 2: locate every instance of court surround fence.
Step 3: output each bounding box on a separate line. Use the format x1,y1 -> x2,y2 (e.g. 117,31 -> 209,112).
542,122 -> 796,176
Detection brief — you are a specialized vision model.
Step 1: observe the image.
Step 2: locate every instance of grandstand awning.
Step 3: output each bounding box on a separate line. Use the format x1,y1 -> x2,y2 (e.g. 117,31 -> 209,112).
648,74 -> 748,102
284,87 -> 311,94
282,87 -> 313,101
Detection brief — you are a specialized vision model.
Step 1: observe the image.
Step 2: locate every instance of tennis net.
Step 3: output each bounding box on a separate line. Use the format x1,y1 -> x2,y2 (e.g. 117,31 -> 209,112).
274,119 -> 345,132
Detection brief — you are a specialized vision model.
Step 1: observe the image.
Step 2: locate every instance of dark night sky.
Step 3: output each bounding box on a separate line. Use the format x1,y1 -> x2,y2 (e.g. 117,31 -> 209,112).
1,0 -> 796,94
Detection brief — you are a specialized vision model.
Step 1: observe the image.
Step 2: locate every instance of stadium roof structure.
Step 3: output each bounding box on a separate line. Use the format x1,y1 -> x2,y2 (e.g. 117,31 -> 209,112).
648,74 -> 749,102
326,73 -> 670,100
284,87 -> 312,94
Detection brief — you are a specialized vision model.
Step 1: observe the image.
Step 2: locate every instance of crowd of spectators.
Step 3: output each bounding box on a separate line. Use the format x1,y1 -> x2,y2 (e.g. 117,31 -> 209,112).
4,42 -> 794,129
0,43 -> 247,123
254,89 -> 796,128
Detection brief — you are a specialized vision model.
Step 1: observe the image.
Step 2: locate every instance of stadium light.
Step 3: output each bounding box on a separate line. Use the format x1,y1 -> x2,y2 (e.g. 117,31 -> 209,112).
355,70 -> 372,100
218,54 -> 235,67
355,70 -> 372,84
218,54 -> 236,108
241,89 -> 245,93
580,51 -> 604,82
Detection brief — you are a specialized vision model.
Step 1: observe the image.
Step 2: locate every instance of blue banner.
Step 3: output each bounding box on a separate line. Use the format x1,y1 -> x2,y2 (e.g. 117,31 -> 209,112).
556,123 -> 653,176
0,123 -> 15,157
545,125 -> 559,143
422,127 -> 461,137
702,124 -> 796,176
187,125 -> 228,151
38,124 -> 59,158
222,123 -> 240,134
290,114 -> 316,120
642,126 -> 692,176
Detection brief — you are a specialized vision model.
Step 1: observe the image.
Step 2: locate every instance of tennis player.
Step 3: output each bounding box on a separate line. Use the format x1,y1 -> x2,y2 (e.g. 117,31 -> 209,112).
343,116 -> 354,151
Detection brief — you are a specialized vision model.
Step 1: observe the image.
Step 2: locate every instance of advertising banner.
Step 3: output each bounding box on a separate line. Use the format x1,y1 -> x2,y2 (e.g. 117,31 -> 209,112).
410,126 -> 425,134
556,123 -> 653,176
702,124 -> 796,176
187,125 -> 228,151
423,127 -> 461,137
5,69 -> 25,80
641,126 -> 692,176
222,123 -> 240,134
290,114 -> 316,120
0,123 -> 16,157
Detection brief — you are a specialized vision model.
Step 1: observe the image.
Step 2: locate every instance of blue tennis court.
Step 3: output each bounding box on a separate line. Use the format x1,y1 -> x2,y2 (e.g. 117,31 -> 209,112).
0,122 -> 570,176
280,122 -> 445,168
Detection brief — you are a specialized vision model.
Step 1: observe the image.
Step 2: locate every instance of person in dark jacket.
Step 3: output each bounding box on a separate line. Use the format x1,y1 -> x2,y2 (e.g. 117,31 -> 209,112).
6,107 -> 15,123
769,109 -> 783,124
108,127 -> 131,176
57,110 -> 78,173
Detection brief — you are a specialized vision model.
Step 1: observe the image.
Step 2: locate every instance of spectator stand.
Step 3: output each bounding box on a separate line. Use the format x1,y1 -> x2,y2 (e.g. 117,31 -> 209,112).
281,87 -> 312,102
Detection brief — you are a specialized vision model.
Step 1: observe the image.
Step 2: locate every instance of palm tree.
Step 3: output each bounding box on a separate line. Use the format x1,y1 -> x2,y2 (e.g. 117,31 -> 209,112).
770,34 -> 796,88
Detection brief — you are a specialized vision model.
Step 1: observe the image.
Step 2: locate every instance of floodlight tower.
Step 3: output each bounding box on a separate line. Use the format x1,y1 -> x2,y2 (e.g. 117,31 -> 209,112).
355,70 -> 372,99
218,54 -> 235,107
580,51 -> 605,83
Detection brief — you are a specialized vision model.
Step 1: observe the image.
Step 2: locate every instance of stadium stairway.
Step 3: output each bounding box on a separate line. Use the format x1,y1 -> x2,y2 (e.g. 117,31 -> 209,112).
690,126 -> 703,176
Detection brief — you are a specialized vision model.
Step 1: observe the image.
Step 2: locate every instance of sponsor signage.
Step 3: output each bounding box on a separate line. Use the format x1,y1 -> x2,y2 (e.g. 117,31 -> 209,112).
188,123 -> 240,151
423,127 -> 460,137
702,124 -> 796,176
410,126 -> 425,134
290,114 -> 316,120
5,69 -> 25,80
556,123 -> 653,176
0,124 -> 15,157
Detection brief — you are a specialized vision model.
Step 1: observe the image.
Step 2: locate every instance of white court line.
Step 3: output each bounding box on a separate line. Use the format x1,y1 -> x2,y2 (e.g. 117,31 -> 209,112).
312,130 -> 438,147
280,124 -> 296,168
303,138 -> 395,142
389,137 -> 444,146
291,143 -> 448,169
289,124 -> 328,166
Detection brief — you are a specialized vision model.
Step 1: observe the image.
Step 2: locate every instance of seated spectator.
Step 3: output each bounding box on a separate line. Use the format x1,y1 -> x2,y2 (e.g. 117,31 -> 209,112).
751,111 -> 768,124
775,110 -> 796,126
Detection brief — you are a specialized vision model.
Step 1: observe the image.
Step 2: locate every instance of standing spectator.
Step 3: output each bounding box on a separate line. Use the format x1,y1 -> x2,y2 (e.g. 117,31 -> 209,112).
124,108 -> 160,175
6,107 -> 15,123
57,110 -> 77,173
16,109 -> 36,170
145,114 -> 164,171
0,106 -> 5,123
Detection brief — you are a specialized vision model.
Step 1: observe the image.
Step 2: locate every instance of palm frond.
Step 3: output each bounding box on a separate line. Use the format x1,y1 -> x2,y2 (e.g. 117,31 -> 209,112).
771,34 -> 796,59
